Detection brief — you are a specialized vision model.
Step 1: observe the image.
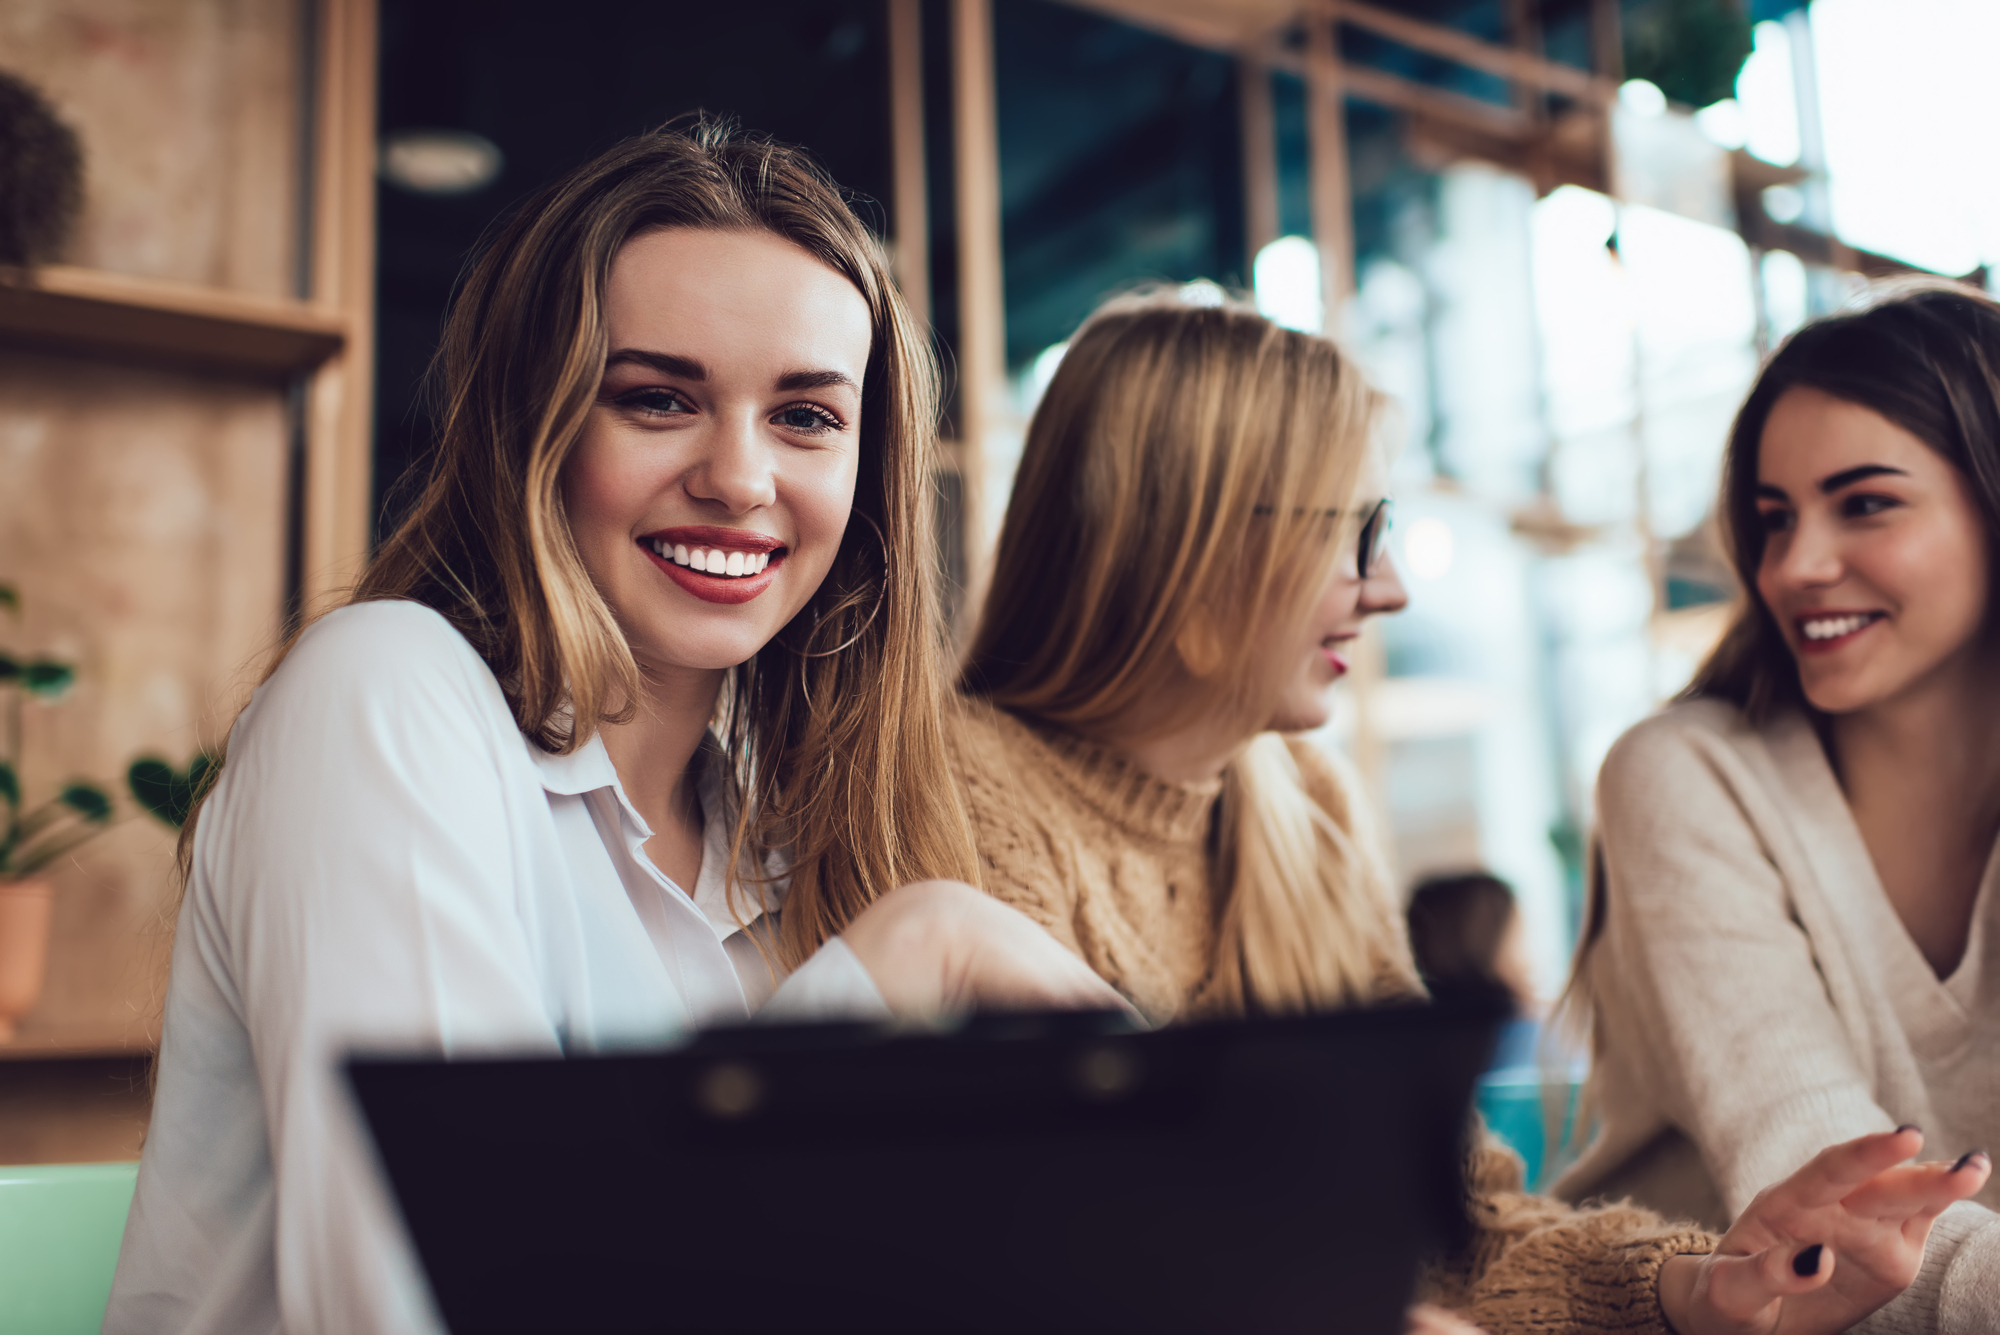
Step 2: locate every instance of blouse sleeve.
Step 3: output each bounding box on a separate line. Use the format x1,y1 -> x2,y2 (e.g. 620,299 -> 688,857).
196,603 -> 569,1333
1583,710 -> 2000,1334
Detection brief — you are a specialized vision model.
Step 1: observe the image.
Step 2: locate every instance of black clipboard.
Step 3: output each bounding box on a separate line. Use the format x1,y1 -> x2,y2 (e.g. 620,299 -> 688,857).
348,1001 -> 1501,1334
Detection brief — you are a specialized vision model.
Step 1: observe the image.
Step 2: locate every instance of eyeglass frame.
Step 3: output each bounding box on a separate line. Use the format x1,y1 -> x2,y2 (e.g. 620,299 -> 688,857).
1249,497 -> 1394,579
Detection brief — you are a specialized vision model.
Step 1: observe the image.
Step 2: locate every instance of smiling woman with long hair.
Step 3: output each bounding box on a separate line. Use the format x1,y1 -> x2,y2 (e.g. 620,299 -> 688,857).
949,290 -> 1990,1335
1556,282 -> 2000,1334
105,122 -> 1120,1334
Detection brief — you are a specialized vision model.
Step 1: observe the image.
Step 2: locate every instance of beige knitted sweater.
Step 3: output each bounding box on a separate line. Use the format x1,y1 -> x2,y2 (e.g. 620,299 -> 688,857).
1560,698 -> 2000,1335
946,697 -> 1713,1333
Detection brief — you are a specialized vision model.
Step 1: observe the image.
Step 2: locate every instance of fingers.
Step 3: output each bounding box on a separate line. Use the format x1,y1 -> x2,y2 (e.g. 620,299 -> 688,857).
1774,1126 -> 1927,1210
1701,1237 -> 1835,1320
1839,1151 -> 1993,1223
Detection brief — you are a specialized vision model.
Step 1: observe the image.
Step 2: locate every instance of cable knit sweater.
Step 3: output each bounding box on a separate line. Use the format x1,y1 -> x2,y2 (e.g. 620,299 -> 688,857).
945,696 -> 1714,1333
1558,699 -> 2000,1335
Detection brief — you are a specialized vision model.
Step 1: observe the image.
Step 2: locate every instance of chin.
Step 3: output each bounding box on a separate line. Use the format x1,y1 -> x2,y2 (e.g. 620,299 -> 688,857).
634,622 -> 782,674
1267,703 -> 1332,733
1799,668 -> 1893,716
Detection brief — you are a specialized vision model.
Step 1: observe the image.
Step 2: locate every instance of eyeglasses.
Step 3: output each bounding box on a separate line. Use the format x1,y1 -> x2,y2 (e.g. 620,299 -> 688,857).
1251,497 -> 1394,578
1355,498 -> 1393,580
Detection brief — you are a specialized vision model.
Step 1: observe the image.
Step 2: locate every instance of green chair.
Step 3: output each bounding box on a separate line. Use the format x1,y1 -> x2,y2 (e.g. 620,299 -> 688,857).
1476,1076 -> 1581,1191
0,1162 -> 138,1335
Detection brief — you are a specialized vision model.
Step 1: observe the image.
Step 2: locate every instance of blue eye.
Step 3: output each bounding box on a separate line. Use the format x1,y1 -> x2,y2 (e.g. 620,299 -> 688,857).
774,403 -> 841,433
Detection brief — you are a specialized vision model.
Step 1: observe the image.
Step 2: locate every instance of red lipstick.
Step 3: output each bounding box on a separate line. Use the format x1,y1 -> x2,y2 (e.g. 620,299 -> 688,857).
638,526 -> 787,607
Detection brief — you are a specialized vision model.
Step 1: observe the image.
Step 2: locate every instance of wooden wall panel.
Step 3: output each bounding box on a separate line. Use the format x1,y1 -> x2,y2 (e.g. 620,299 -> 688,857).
0,0 -> 303,297
0,354 -> 288,1050
0,0 -> 305,1063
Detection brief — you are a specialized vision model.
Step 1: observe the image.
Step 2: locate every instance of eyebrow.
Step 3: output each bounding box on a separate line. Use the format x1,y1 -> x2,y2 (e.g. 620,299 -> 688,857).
775,368 -> 859,393
1819,464 -> 1908,493
1756,463 -> 1912,503
601,351 -> 856,395
605,349 -> 706,380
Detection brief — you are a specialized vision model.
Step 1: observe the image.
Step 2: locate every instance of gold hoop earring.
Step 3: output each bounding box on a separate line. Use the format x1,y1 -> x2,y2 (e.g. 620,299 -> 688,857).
783,508 -> 888,660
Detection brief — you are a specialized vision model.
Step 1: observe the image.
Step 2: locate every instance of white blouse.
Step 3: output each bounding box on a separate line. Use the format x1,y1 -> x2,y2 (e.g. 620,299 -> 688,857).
105,600 -> 887,1335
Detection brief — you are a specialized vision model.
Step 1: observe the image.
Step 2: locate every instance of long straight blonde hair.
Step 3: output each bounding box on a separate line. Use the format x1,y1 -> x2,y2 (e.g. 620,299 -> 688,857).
185,121 -> 977,964
961,293 -> 1416,1012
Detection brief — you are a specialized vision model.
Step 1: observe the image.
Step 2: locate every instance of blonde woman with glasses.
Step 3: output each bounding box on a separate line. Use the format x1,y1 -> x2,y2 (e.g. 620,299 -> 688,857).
108,123 -> 1121,1335
948,291 -> 1987,1335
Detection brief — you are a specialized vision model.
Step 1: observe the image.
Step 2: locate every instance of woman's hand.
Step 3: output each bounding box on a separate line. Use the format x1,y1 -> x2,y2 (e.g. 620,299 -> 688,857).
840,879 -> 1141,1021
1658,1127 -> 1990,1334
1405,1304 -> 1487,1334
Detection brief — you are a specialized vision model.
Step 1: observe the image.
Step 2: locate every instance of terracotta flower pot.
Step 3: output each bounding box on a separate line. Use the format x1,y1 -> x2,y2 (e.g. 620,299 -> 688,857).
0,876 -> 55,1041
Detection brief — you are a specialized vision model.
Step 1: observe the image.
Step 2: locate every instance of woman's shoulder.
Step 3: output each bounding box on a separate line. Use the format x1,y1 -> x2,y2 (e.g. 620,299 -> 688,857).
1596,696 -> 1821,845
943,693 -> 1049,781
251,599 -> 512,736
1600,696 -> 1777,786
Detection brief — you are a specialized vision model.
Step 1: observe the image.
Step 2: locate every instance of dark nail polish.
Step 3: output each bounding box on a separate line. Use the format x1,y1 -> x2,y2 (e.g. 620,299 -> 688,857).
1793,1244 -> 1824,1278
1952,1150 -> 1990,1172
1897,1123 -> 1922,1135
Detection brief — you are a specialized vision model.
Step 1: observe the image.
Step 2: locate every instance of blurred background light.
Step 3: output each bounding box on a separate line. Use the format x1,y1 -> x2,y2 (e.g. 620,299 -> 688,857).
377,129 -> 503,196
1618,79 -> 1668,117
1253,235 -> 1323,334
1403,517 -> 1455,582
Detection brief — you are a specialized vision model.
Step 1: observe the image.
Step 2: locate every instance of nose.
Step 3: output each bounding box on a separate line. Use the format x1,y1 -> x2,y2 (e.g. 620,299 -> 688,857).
1764,512 -> 1843,593
683,408 -> 777,515
1358,552 -> 1410,616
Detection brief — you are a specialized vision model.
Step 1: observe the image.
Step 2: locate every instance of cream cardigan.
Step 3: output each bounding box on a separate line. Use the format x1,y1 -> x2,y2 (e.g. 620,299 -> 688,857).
1558,697 -> 2000,1334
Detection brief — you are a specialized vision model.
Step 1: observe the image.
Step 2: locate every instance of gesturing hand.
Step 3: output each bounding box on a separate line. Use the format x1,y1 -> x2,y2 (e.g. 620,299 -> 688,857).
1658,1127 -> 1990,1335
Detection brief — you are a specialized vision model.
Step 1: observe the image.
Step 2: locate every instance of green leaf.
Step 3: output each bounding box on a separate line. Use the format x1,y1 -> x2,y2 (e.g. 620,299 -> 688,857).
0,760 -> 16,808
0,654 -> 18,683
128,752 -> 214,828
21,660 -> 76,698
59,782 -> 113,823
0,584 -> 17,615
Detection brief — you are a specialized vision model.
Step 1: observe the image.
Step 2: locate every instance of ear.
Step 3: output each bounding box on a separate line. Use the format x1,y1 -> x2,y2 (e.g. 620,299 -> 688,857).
1175,613 -> 1225,678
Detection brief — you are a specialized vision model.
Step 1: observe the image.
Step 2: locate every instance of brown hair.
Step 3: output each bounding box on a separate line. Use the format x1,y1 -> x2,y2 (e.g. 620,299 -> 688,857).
961,292 -> 1417,1013
1688,279 -> 2000,721
1407,872 -> 1519,994
188,120 -> 975,965
1553,281 -> 2000,1136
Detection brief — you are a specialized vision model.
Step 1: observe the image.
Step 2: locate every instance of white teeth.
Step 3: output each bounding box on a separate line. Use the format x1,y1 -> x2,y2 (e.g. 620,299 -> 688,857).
1803,614 -> 1876,641
660,542 -> 776,577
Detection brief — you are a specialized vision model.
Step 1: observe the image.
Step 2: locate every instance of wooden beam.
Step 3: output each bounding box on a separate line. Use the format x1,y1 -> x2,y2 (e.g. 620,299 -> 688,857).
888,0 -> 931,322
300,0 -> 379,616
951,0 -> 1008,626
1305,14 -> 1353,309
1239,53 -> 1279,270
1326,0 -> 1608,103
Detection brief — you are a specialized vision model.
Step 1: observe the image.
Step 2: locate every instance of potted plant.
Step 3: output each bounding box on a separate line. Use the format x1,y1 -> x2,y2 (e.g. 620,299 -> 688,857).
0,584 -> 112,1039
0,583 -> 215,1040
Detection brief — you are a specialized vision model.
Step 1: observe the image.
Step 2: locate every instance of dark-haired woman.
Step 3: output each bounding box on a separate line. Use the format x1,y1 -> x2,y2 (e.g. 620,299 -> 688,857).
105,124 -> 1122,1334
1561,281 -> 2000,1333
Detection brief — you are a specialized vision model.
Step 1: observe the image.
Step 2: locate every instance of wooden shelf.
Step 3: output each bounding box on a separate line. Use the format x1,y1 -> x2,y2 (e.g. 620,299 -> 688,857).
0,265 -> 347,381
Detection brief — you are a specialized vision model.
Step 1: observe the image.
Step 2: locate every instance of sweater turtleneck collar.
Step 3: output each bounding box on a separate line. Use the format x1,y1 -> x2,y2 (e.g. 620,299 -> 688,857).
1020,716 -> 1225,846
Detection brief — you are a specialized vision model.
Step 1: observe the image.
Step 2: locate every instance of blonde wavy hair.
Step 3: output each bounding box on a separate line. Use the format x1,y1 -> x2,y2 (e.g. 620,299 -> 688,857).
961,293 -> 1416,1012
184,121 -> 976,965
